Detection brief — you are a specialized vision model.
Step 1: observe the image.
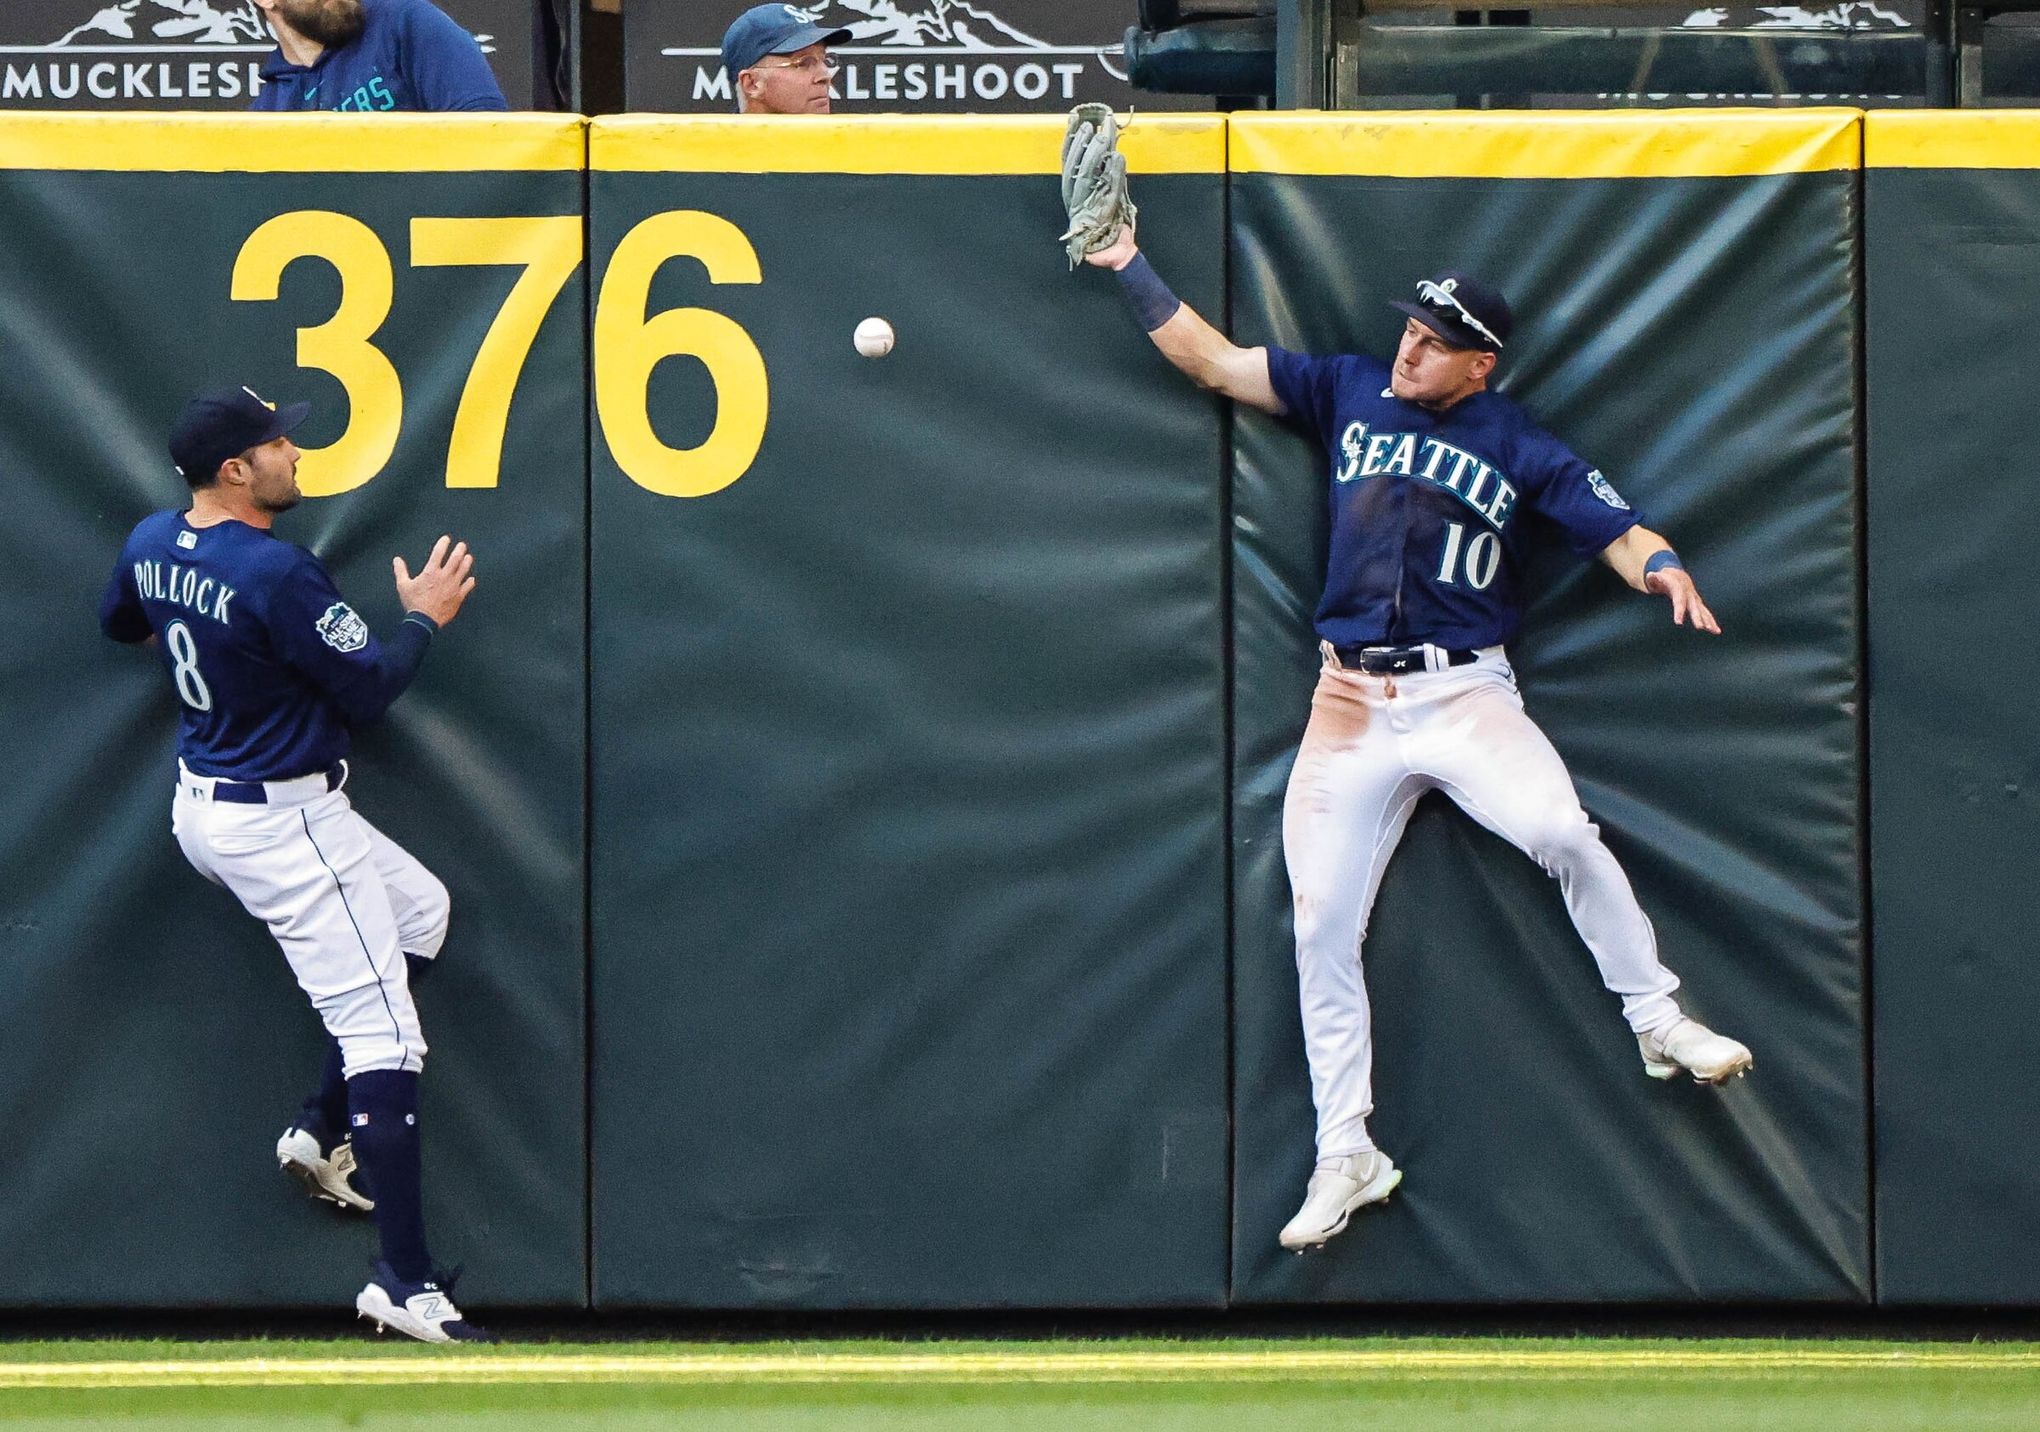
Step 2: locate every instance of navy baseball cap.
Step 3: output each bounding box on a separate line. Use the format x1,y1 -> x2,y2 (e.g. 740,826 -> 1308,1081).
720,4 -> 851,76
1391,271 -> 1514,353
169,385 -> 311,485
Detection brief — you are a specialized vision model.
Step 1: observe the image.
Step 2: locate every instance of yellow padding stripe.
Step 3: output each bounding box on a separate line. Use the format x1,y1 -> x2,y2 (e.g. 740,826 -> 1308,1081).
0,115 -> 586,172
591,114 -> 1226,175
3,1347 -> 2040,1387
1866,111 -> 2040,169
1230,110 -> 1861,179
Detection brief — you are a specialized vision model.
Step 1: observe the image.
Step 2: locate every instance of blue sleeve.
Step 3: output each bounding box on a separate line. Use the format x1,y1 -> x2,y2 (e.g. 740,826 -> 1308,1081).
1529,445 -> 1644,559
265,551 -> 436,724
98,549 -> 150,644
1264,346 -> 1341,446
334,615 -> 438,725
400,1 -> 509,111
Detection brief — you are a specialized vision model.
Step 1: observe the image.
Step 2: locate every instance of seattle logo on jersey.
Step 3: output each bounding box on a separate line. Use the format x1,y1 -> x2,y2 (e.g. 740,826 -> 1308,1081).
1336,422 -> 1519,532
316,601 -> 368,653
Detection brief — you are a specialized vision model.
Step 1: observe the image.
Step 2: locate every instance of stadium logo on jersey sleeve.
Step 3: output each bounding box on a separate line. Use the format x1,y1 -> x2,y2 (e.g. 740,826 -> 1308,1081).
316,601 -> 369,654
1587,470 -> 1631,511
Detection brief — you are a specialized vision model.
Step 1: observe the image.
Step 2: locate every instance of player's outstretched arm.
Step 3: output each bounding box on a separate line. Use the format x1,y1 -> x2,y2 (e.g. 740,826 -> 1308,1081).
1084,225 -> 1285,416
393,535 -> 477,629
1600,525 -> 1721,635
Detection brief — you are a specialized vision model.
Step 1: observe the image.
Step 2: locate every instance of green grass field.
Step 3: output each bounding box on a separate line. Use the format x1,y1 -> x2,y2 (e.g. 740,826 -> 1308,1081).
1,1338 -> 2036,1430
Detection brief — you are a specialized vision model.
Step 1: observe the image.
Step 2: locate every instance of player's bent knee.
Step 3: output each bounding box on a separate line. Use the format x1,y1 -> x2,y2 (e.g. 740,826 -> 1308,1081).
1522,811 -> 1598,870
414,875 -> 451,956
1290,892 -> 1362,960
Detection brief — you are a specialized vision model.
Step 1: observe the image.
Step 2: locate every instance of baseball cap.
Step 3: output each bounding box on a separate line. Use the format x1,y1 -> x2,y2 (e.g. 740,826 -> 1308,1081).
720,4 -> 852,76
168,385 -> 311,485
1390,271 -> 1514,353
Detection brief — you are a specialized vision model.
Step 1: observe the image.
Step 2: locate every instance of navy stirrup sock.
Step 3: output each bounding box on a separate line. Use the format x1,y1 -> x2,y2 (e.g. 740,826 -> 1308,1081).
347,1068 -> 432,1284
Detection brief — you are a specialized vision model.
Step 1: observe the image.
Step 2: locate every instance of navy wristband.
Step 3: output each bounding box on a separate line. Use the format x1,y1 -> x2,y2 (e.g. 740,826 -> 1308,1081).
1643,549 -> 1684,577
403,611 -> 440,635
1114,251 -> 1183,333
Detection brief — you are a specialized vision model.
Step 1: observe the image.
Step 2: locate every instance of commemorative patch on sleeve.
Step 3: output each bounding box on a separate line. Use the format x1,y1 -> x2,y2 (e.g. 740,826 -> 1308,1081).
316,601 -> 369,653
1587,470 -> 1631,511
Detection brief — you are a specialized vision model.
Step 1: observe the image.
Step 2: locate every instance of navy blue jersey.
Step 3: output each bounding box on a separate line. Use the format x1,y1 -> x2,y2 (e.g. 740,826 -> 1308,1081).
100,512 -> 427,781
1267,347 -> 1642,650
252,0 -> 507,113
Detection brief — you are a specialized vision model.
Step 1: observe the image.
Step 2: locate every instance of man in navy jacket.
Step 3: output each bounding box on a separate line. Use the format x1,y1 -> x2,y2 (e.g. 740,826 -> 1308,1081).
251,0 -> 508,112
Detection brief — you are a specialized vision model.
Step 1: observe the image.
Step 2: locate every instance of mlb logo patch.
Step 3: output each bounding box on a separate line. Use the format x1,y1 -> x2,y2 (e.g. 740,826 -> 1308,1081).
176,530 -> 197,550
352,1113 -> 370,1128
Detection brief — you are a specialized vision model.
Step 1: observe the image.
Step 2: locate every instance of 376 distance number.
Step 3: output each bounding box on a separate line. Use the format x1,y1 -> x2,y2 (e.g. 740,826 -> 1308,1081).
233,210 -> 765,499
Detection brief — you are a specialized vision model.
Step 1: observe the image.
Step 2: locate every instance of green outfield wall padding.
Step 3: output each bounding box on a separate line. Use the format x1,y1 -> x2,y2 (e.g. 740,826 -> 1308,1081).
587,118 -> 1230,1309
0,119 -> 589,1308
1866,117 -> 2040,1305
1226,114 -> 1869,1303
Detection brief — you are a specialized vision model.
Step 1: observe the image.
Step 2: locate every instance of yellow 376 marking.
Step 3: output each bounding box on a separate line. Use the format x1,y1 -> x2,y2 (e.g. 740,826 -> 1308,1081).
4,1347 -> 2039,1388
235,206 -> 771,498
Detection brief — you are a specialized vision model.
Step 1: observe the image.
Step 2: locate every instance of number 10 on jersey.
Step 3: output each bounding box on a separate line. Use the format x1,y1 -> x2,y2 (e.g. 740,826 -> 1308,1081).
1437,521 -> 1501,590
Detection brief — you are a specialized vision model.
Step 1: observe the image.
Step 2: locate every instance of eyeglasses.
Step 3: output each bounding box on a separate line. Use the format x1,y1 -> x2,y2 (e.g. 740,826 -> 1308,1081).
1416,279 -> 1504,351
752,53 -> 839,77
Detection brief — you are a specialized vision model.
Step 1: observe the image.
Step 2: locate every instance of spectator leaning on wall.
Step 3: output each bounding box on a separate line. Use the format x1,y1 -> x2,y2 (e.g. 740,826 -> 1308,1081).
251,0 -> 508,112
722,3 -> 851,115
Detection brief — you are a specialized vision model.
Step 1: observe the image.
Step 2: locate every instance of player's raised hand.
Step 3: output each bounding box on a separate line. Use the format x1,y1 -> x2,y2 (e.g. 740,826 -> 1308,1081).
393,535 -> 477,628
1647,566 -> 1721,635
1084,220 -> 1139,272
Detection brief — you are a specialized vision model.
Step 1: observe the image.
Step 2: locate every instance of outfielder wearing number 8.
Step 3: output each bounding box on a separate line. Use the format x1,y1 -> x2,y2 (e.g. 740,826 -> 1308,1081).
99,386 -> 488,1342
1084,221 -> 1753,1254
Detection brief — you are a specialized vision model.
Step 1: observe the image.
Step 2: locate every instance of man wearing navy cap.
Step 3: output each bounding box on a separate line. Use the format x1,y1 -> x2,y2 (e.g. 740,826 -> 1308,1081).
99,388 -> 488,1341
721,3 -> 851,115
1083,219 -> 1754,1253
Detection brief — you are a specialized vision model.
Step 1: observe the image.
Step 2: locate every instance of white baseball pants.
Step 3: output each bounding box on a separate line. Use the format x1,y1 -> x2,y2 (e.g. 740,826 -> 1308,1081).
172,764 -> 446,1077
1282,648 -> 1683,1158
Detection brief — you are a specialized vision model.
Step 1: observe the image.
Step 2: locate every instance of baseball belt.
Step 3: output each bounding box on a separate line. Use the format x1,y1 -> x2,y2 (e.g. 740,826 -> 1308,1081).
207,763 -> 348,805
1334,644 -> 1480,675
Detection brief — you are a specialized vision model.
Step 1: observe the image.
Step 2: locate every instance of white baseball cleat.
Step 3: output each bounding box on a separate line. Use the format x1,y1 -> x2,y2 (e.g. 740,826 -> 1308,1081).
1278,1150 -> 1403,1252
356,1263 -> 493,1343
276,1125 -> 374,1212
1638,1017 -> 1754,1084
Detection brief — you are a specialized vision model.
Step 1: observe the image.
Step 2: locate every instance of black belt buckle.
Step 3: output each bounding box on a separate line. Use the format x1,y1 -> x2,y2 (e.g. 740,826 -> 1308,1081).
1343,645 -> 1425,675
1338,644 -> 1476,675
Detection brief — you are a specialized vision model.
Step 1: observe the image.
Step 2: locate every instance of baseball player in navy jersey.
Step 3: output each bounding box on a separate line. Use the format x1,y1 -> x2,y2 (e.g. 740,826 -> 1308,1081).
1085,228 -> 1753,1253
99,387 -> 489,1341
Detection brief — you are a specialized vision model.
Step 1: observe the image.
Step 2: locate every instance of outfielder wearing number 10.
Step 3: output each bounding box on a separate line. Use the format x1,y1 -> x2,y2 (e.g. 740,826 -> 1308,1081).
1080,185 -> 1754,1254
98,387 -> 488,1342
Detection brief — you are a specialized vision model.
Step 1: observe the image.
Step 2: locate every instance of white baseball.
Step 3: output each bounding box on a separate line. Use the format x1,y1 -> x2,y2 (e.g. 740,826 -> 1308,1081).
854,317 -> 895,359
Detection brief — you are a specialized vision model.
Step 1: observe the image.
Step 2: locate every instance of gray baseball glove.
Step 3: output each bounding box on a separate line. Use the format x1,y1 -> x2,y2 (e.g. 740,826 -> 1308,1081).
1059,103 -> 1137,269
